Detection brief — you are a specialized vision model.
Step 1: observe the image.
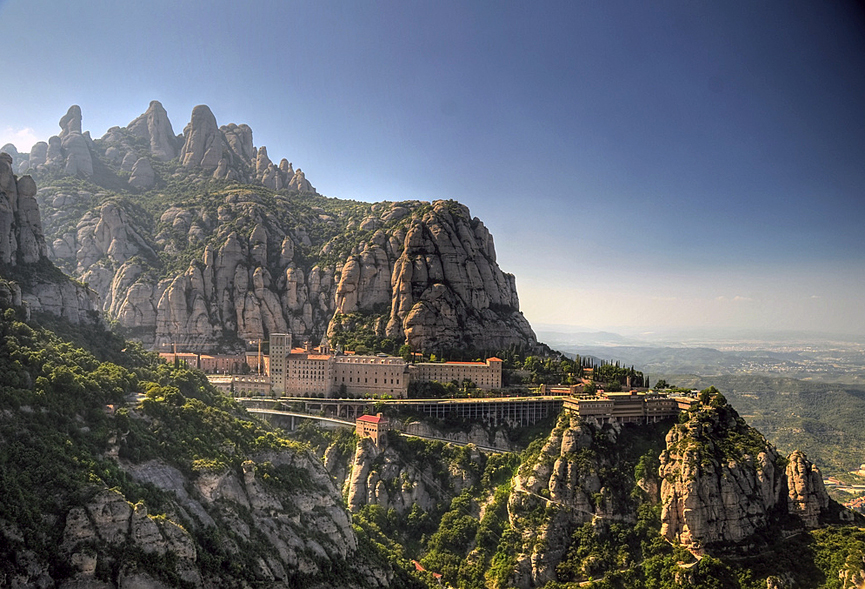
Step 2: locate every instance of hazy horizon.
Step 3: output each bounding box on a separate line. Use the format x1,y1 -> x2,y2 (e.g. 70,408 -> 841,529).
2,1 -> 863,336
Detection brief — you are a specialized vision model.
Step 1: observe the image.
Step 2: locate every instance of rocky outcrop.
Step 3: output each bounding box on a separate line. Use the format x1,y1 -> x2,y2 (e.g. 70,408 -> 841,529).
75,201 -> 157,274
128,157 -> 156,188
0,153 -> 100,324
0,152 -> 47,265
128,452 -> 364,584
379,200 -> 536,350
58,105 -> 94,177
1,143 -> 28,173
346,436 -> 479,515
22,277 -> 101,324
659,390 -> 838,554
126,100 -> 180,161
3,445 -> 392,588
8,106 -> 95,178
180,105 -> 224,170
786,449 -> 830,528
59,488 -> 201,586
506,415 -> 634,588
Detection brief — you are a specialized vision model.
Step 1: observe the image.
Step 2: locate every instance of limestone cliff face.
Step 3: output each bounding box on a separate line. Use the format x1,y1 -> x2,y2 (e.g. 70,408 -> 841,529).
0,152 -> 100,324
2,445 -> 392,588
345,436 -> 479,515
505,415 -> 642,588
11,103 -> 537,352
659,390 -> 836,554
379,200 -> 535,350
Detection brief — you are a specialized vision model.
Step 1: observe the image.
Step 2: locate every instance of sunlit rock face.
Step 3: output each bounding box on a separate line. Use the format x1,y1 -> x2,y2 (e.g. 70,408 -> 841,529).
126,99 -> 181,162
659,392 -> 836,554
13,102 -> 538,352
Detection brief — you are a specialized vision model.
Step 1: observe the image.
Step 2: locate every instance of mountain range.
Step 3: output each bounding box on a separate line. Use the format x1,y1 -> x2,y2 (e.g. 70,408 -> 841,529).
3,103 -> 865,588
2,102 -> 538,355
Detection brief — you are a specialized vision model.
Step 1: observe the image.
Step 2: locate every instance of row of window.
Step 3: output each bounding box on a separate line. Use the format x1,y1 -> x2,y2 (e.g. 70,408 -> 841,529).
338,377 -> 401,385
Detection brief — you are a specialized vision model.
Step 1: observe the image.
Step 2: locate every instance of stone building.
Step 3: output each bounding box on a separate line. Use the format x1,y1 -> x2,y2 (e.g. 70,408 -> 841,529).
269,333 -> 292,395
563,391 -> 696,424
408,357 -> 503,390
333,355 -> 408,398
355,413 -> 389,446
284,350 -> 332,396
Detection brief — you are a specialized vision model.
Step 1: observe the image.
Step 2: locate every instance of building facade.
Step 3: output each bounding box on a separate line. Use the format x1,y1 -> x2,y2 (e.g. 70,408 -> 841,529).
284,350 -> 332,396
333,355 -> 408,398
563,391 -> 694,424
355,413 -> 389,446
408,357 -> 503,390
269,333 -> 292,395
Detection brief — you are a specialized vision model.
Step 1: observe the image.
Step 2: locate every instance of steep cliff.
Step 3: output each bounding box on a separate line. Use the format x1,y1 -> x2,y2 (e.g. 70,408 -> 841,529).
345,435 -> 484,514
659,388 -> 846,554
499,414 -> 670,588
0,151 -> 100,324
7,102 -> 537,353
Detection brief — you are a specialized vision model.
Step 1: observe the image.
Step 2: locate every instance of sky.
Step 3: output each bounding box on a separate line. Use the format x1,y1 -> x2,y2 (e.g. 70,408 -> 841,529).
1,0 -> 864,337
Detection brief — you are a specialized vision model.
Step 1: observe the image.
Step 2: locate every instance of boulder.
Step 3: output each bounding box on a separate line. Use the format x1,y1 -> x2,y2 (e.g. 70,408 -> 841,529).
129,157 -> 156,188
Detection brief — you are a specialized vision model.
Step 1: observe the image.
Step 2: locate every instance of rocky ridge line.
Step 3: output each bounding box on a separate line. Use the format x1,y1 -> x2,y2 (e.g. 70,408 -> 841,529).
9,103 -> 538,352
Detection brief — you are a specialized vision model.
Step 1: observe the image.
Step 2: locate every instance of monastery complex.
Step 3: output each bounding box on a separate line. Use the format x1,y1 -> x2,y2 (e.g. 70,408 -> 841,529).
162,334 -> 699,428
162,333 -> 502,399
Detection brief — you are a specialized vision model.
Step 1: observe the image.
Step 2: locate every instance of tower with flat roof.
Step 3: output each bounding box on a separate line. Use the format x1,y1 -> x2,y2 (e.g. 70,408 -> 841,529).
269,333 -> 291,395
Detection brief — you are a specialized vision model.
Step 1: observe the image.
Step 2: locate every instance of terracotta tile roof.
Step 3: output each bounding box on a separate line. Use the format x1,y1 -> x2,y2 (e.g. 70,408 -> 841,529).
357,414 -> 384,424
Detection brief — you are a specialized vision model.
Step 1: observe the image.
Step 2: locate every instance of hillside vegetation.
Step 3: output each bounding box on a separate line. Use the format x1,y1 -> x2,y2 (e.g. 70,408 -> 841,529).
0,301 -> 412,588
297,405 -> 865,589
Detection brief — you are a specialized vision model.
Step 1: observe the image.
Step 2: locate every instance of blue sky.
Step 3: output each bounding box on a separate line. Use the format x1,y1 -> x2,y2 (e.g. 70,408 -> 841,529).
2,1 -> 864,335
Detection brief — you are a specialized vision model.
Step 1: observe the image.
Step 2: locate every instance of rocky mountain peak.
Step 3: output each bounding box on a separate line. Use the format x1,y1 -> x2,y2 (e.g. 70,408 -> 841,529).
59,105 -> 82,137
180,104 -> 224,170
126,99 -> 180,161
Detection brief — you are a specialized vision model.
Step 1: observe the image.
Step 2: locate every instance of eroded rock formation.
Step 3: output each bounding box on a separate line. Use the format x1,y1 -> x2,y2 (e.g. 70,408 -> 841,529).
380,200 -> 535,350
126,99 -> 181,161
0,153 -> 46,265
505,415 -> 640,588
659,390 -> 836,554
0,152 -> 100,324
9,103 -> 536,352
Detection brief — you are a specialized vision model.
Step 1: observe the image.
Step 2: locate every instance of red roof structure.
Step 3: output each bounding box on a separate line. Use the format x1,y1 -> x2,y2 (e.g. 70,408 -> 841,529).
357,414 -> 385,424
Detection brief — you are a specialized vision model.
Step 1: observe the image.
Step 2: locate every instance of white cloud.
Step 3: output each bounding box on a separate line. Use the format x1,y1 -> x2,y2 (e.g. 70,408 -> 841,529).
0,127 -> 41,152
732,296 -> 752,302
